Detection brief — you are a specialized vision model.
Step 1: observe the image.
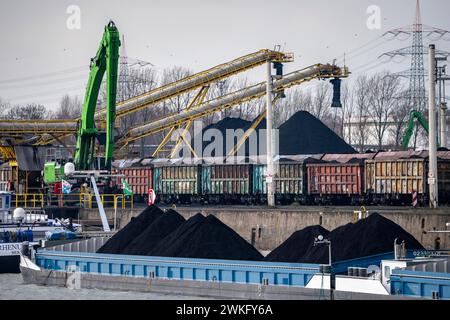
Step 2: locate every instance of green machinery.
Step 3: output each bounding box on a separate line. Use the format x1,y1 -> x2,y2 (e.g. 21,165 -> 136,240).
75,21 -> 120,170
402,110 -> 440,149
44,21 -> 120,184
43,162 -> 65,184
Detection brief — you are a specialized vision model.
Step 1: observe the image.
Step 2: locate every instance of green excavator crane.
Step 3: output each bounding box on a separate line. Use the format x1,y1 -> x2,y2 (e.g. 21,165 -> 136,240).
402,110 -> 440,149
44,21 -> 120,184
74,20 -> 120,170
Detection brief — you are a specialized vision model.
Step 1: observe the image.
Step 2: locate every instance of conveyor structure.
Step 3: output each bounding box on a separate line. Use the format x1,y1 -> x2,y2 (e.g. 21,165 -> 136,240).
0,50 -> 293,143
118,64 -> 349,149
0,52 -> 349,165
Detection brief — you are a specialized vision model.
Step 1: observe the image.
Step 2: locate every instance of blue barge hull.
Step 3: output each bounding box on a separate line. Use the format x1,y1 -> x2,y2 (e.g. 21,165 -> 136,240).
35,249 -> 416,287
36,250 -> 321,287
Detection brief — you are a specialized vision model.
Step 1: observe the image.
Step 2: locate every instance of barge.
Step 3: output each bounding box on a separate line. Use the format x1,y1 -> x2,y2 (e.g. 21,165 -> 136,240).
0,192 -> 81,273
20,237 -> 450,299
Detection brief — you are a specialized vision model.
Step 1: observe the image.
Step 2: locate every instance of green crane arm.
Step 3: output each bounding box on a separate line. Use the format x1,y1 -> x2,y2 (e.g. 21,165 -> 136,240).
74,21 -> 120,170
402,110 -> 433,149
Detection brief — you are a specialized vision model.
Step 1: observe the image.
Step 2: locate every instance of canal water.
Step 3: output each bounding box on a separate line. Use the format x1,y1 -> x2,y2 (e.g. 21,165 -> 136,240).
0,274 -> 208,300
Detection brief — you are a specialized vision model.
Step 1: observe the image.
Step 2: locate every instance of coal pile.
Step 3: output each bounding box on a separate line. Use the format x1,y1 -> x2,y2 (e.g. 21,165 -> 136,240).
300,213 -> 424,264
148,213 -> 206,256
278,111 -> 355,155
264,225 -> 330,263
122,209 -> 186,255
97,205 -> 163,254
186,111 -> 355,157
187,117 -> 266,157
149,214 -> 263,261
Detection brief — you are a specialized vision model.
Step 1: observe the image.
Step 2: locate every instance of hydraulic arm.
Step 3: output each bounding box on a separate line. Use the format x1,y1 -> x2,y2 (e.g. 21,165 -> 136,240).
402,110 -> 430,149
74,21 -> 120,170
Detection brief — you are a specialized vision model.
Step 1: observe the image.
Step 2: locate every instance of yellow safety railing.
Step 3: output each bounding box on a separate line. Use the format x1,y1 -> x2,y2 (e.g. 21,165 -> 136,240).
11,193 -> 133,209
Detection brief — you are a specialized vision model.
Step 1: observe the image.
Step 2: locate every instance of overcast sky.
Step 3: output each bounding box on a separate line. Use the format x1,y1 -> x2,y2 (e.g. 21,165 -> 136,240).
1,0 -> 450,110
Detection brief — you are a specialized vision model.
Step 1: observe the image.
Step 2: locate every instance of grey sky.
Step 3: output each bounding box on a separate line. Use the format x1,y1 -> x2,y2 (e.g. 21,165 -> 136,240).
1,0 -> 450,110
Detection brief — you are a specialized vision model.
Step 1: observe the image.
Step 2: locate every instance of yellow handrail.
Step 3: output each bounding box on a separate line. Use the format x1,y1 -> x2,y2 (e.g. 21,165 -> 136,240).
11,193 -> 133,209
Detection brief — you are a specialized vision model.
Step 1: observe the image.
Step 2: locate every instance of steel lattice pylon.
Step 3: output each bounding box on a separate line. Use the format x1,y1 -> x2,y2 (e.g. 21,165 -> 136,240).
409,8 -> 427,114
118,34 -> 129,103
381,0 -> 450,148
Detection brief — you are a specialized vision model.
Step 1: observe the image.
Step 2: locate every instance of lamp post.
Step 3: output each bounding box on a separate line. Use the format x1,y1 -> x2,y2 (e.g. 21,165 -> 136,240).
314,235 -> 334,300
428,44 -> 438,208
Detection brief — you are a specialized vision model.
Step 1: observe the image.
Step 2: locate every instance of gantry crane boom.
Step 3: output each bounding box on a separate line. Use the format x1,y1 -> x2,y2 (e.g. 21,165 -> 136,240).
2,49 -> 292,145
95,49 -> 294,120
118,64 -> 349,148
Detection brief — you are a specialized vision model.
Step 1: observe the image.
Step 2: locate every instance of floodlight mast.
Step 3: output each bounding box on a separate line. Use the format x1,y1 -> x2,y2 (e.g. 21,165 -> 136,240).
314,235 -> 334,300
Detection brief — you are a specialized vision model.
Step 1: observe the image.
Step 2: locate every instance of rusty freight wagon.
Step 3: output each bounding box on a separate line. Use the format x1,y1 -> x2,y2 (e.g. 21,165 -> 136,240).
201,157 -> 253,204
253,155 -> 318,205
306,154 -> 376,205
112,159 -> 153,203
365,151 -> 450,205
152,158 -> 201,204
437,151 -> 450,202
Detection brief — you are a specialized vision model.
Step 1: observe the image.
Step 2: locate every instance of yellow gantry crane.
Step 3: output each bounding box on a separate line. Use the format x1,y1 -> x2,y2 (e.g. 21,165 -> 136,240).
117,64 -> 349,154
0,50 -> 349,164
0,49 -> 293,161
0,50 -> 293,141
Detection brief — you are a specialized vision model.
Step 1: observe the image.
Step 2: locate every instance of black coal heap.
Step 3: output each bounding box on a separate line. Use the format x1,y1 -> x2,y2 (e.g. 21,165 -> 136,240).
300,213 -> 423,264
121,209 -> 186,255
96,205 -> 163,254
149,214 -> 263,261
186,111 -> 355,157
264,225 -> 330,263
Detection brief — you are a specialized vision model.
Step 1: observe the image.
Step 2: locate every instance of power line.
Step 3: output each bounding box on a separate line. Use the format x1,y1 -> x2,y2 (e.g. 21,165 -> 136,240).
7,91 -> 83,106
5,85 -> 85,101
352,60 -> 389,75
0,66 -> 87,84
336,36 -> 386,64
0,74 -> 86,89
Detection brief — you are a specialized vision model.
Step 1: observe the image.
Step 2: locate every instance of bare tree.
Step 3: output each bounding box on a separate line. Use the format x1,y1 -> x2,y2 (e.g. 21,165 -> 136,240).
274,88 -> 312,127
353,75 -> 371,152
161,66 -> 193,114
54,94 -> 82,119
6,103 -> 50,120
338,82 -> 353,140
310,82 -> 331,121
116,67 -> 158,136
388,91 -> 411,149
0,97 -> 10,119
368,72 -> 402,149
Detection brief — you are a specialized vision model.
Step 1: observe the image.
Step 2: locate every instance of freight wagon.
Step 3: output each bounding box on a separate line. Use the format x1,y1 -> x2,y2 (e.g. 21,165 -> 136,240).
201,161 -> 253,204
112,159 -> 153,203
305,153 -> 376,205
110,151 -> 450,206
306,160 -> 365,205
437,151 -> 450,202
253,155 -> 313,205
365,151 -> 450,205
152,159 -> 201,204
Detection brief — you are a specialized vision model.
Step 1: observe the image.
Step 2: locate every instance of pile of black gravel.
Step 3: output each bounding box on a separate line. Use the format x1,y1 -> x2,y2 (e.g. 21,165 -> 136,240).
149,213 -> 263,261
300,213 -> 424,264
278,111 -> 356,155
187,111 -> 355,157
187,117 -> 266,157
97,205 -> 163,254
122,209 -> 186,255
264,225 -> 330,263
